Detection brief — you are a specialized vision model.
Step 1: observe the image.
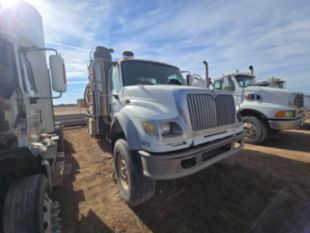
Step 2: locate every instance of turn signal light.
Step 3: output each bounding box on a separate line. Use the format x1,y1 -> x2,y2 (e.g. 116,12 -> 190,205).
275,111 -> 295,118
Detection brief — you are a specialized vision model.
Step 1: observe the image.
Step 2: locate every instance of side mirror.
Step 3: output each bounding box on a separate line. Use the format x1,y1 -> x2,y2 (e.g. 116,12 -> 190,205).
49,55 -> 67,93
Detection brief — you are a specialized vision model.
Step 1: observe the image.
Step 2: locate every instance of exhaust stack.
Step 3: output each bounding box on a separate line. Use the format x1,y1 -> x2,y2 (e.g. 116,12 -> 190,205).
123,51 -> 134,60
203,61 -> 211,88
249,65 -> 254,75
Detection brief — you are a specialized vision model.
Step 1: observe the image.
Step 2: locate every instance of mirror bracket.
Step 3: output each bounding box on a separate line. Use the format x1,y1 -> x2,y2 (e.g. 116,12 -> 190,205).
29,92 -> 62,102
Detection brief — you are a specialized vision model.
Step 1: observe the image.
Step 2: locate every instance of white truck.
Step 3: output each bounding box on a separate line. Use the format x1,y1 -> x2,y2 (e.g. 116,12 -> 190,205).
212,67 -> 305,144
0,2 -> 67,233
85,47 -> 244,206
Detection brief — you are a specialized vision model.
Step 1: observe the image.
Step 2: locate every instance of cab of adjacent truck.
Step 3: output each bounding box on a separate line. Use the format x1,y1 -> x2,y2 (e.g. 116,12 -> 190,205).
212,70 -> 305,144
0,2 -> 66,149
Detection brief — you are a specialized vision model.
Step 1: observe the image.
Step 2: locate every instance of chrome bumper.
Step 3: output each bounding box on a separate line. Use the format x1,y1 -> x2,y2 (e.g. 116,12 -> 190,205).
139,133 -> 244,180
268,117 -> 305,130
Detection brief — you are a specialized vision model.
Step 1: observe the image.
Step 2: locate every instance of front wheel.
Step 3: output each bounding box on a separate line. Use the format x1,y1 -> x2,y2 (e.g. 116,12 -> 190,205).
2,175 -> 61,233
113,139 -> 155,206
243,116 -> 268,144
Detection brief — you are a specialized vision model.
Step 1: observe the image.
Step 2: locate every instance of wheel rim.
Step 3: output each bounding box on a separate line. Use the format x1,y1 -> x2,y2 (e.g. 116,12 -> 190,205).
117,154 -> 129,191
244,122 -> 259,140
43,194 -> 61,233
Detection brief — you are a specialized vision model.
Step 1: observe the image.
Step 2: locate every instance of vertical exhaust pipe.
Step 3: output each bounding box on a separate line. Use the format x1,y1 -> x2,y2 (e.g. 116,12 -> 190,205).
249,65 -> 254,75
203,61 -> 210,88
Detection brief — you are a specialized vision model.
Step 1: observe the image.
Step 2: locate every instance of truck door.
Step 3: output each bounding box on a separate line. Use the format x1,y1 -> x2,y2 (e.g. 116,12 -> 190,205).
18,50 -> 44,133
214,77 -> 238,106
223,76 -> 238,106
111,65 -> 122,114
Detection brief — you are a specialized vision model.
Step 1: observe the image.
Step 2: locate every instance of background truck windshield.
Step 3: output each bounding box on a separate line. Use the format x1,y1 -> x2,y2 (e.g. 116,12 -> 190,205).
235,75 -> 254,88
122,60 -> 186,86
0,38 -> 18,98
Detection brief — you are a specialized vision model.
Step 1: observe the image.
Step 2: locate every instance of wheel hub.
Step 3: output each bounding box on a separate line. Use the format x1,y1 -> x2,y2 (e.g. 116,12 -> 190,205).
117,157 -> 129,191
244,122 -> 258,139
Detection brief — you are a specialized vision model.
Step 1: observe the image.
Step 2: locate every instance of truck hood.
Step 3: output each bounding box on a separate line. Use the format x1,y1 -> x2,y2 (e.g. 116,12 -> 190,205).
122,85 -> 218,101
121,85 -> 220,119
244,86 -> 301,106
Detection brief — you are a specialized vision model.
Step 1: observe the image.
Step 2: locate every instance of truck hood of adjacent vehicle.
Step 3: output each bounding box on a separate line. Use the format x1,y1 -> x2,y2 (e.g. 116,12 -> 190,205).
121,85 -> 221,119
245,86 -> 301,106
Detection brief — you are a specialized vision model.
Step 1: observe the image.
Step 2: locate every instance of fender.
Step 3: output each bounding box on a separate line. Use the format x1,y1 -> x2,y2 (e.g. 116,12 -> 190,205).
239,108 -> 268,120
111,112 -> 141,150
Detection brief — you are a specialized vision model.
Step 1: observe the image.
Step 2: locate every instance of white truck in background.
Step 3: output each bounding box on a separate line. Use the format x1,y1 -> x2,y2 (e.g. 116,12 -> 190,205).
85,47 -> 244,206
0,2 -> 67,233
212,66 -> 305,144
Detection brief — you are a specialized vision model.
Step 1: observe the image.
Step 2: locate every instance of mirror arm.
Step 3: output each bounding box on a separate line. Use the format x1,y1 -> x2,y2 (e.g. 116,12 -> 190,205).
113,94 -> 119,100
21,47 -> 59,56
29,92 -> 62,102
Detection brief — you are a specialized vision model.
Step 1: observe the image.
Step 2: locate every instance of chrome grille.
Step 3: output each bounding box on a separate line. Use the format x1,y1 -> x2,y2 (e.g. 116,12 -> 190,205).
187,94 -> 235,131
293,94 -> 304,108
215,95 -> 236,126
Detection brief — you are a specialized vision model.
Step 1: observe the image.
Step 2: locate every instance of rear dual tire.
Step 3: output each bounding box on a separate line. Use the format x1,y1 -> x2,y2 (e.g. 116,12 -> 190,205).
2,175 -> 60,233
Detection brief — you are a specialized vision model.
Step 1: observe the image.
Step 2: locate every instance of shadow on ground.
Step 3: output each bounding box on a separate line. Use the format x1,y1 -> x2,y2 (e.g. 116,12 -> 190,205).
54,139 -> 113,233
265,130 -> 310,153
132,150 -> 310,233
58,127 -> 310,233
97,137 -> 113,154
303,122 -> 310,130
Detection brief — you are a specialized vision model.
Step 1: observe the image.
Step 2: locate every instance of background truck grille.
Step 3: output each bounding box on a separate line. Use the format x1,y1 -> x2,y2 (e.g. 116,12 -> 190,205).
293,94 -> 304,108
187,94 -> 235,131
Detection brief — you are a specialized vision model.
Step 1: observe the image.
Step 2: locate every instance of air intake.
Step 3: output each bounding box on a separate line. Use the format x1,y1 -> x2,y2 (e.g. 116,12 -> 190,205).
123,51 -> 134,60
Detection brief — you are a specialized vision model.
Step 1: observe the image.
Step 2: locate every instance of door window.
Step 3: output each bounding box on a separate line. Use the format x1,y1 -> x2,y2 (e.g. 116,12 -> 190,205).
222,77 -> 235,91
213,79 -> 223,90
111,66 -> 121,93
19,51 -> 37,96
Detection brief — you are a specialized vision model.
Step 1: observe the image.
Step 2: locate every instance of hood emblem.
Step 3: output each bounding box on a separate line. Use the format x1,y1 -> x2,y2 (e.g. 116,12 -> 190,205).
211,91 -> 217,100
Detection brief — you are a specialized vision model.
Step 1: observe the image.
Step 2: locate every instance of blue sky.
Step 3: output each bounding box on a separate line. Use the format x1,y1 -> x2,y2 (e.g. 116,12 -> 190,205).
26,0 -> 310,104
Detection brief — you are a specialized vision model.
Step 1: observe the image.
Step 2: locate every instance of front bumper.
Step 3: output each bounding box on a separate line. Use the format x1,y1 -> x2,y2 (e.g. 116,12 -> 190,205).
268,116 -> 305,130
139,133 -> 244,180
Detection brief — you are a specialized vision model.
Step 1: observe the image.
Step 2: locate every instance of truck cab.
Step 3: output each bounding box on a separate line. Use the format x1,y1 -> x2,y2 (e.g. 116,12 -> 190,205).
86,46 -> 244,206
213,71 -> 305,144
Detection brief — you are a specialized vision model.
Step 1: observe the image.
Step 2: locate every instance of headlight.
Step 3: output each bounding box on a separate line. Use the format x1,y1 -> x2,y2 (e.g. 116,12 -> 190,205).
246,93 -> 261,100
159,122 -> 183,138
275,110 -> 295,118
143,122 -> 158,138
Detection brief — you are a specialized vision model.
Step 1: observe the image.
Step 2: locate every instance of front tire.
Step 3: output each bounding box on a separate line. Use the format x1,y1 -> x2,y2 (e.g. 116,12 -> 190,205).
2,175 -> 61,233
243,116 -> 268,144
113,139 -> 155,206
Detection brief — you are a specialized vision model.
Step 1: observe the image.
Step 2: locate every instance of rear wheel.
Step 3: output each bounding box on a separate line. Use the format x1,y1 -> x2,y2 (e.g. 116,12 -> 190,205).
113,139 -> 155,206
243,116 -> 268,144
2,175 -> 61,233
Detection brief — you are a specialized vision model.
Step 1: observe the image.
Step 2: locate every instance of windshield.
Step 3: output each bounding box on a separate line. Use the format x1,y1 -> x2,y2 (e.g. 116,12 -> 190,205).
0,38 -> 18,98
235,75 -> 254,88
122,60 -> 186,86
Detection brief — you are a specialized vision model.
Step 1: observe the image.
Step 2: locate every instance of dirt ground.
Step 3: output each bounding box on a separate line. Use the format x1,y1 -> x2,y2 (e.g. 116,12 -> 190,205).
55,122 -> 310,233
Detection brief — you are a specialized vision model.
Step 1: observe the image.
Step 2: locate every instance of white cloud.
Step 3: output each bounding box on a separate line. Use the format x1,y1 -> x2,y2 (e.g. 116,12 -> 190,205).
25,0 -> 310,97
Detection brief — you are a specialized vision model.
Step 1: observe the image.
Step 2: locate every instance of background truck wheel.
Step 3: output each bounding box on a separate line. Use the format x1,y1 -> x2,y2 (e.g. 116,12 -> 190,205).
243,116 -> 268,144
113,139 -> 155,207
2,175 -> 61,233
